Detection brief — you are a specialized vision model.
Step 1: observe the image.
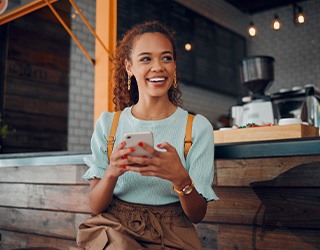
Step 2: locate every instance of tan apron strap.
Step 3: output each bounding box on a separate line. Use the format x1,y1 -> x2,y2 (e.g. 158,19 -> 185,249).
184,114 -> 194,159
107,111 -> 122,160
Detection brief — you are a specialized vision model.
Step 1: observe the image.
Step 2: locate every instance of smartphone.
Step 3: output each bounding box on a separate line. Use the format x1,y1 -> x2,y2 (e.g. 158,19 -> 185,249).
124,131 -> 154,158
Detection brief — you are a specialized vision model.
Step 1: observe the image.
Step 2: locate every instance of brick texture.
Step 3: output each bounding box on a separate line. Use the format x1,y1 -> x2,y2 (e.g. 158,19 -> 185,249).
248,0 -> 320,94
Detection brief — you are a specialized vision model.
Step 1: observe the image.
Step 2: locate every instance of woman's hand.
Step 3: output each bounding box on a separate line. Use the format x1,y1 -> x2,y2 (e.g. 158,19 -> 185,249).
105,141 -> 135,178
125,141 -> 207,224
88,141 -> 136,214
125,142 -> 189,185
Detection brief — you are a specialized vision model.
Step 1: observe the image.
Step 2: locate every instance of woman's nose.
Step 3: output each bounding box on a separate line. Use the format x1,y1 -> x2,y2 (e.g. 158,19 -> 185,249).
151,59 -> 164,72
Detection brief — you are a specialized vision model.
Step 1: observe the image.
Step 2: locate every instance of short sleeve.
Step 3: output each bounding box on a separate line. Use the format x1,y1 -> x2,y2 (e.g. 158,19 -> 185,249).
82,112 -> 115,180
186,114 -> 219,202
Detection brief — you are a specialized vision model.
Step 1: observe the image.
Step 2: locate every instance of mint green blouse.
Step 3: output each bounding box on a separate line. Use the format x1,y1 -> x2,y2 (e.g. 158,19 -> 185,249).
83,106 -> 218,205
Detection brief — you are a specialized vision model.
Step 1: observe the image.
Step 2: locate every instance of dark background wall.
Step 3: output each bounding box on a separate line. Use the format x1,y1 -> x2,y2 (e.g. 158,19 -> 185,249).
0,1 -> 71,153
118,0 -> 247,97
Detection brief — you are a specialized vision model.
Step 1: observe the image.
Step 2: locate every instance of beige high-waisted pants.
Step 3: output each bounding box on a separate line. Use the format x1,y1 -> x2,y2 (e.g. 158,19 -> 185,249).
77,197 -> 202,250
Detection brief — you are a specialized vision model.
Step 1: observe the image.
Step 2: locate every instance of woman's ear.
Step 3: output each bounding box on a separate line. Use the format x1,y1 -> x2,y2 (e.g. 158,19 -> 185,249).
124,59 -> 132,76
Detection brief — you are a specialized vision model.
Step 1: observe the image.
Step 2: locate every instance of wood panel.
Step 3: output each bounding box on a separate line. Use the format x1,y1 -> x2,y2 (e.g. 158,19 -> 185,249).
0,164 -> 88,183
7,29 -> 70,66
12,3 -> 71,42
205,187 -> 320,229
1,156 -> 319,249
217,224 -> 320,250
1,0 -> 70,153
0,229 -> 79,250
0,207 -> 87,239
2,131 -> 67,152
5,111 -> 67,133
0,183 -> 91,213
0,162 -> 90,249
5,94 -> 68,117
194,223 -> 218,250
6,59 -> 67,86
215,156 -> 320,187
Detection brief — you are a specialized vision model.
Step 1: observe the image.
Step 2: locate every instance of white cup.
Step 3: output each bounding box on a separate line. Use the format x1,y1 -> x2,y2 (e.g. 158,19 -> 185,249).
278,118 -> 302,126
219,127 -> 233,131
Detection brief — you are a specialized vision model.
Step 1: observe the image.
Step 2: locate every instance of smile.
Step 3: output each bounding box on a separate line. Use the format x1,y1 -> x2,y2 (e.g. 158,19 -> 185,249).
147,77 -> 167,83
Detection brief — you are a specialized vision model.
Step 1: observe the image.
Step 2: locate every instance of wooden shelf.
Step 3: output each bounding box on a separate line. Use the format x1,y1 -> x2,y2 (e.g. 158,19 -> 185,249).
214,124 -> 319,144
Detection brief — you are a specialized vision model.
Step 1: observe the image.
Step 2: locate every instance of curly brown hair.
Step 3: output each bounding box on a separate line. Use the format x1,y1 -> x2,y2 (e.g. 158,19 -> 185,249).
113,20 -> 183,111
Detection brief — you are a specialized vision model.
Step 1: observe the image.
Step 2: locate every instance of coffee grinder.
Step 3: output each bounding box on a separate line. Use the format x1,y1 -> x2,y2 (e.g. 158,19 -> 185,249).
234,56 -> 278,126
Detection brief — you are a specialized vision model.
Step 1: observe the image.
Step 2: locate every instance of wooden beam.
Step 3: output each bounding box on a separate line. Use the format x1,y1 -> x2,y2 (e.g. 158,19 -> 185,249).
0,0 -> 58,25
94,0 -> 117,122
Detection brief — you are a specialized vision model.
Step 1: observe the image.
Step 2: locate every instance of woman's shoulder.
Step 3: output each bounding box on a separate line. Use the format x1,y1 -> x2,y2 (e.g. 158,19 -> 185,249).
192,113 -> 213,132
96,107 -> 131,127
96,111 -> 116,125
176,108 -> 212,133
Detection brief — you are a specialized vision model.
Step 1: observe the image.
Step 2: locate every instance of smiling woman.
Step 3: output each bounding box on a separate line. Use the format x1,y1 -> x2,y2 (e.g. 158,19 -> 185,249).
77,20 -> 218,249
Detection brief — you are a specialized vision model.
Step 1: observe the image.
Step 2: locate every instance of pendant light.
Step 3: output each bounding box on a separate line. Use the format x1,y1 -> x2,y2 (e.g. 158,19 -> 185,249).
248,21 -> 257,37
272,14 -> 281,31
294,4 -> 305,24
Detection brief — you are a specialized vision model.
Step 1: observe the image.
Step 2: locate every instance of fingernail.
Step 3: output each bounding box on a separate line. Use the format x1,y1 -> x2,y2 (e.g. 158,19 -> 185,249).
138,142 -> 143,147
130,147 -> 135,152
121,141 -> 125,146
142,155 -> 148,158
157,144 -> 161,147
123,154 -> 128,159
121,165 -> 126,169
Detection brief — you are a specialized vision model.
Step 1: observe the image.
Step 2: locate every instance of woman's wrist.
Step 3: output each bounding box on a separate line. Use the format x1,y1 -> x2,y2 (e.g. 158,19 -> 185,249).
172,179 -> 194,196
104,166 -> 120,180
172,172 -> 192,191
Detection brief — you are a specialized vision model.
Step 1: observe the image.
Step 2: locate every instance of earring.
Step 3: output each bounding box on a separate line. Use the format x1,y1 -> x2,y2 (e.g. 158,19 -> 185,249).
127,74 -> 132,91
173,72 -> 177,88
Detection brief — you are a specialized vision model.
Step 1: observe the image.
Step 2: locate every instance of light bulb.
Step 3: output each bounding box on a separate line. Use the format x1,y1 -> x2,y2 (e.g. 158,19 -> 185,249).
272,15 -> 281,31
293,4 -> 306,25
273,20 -> 281,30
185,43 -> 192,51
248,21 -> 257,37
248,26 -> 256,37
296,13 -> 305,24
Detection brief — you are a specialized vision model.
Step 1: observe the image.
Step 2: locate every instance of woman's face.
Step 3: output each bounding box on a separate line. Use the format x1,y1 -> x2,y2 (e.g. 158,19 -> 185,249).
125,32 -> 176,100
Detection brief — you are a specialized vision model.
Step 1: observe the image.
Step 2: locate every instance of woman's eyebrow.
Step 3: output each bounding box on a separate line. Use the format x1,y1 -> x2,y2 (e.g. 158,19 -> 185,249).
137,51 -> 173,57
137,52 -> 151,57
161,51 -> 173,55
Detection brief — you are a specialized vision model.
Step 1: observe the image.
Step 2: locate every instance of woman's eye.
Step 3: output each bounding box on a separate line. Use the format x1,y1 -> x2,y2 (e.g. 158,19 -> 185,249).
140,57 -> 150,62
163,56 -> 173,62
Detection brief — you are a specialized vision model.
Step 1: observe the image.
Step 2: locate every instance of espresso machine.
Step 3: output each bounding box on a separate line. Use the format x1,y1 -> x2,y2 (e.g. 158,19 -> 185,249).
271,85 -> 320,127
231,55 -> 320,128
232,56 -> 278,126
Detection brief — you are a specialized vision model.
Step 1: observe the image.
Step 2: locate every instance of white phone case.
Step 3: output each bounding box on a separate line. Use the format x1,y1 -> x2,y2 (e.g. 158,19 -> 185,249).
124,131 -> 154,158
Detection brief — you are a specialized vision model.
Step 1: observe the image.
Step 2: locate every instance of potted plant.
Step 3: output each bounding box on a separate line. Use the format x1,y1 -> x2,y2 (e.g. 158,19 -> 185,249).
0,113 -> 15,153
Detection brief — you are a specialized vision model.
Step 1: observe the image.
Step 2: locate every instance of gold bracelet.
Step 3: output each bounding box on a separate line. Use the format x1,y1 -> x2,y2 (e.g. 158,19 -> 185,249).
172,179 -> 194,196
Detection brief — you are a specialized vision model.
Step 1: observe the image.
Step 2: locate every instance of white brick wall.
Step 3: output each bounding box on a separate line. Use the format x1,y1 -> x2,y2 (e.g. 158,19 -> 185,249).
180,83 -> 236,125
248,0 -> 320,93
68,0 -> 95,152
67,0 -> 320,151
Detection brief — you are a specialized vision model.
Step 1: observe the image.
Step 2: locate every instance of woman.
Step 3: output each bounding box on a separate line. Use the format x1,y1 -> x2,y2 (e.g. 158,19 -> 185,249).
77,20 -> 218,249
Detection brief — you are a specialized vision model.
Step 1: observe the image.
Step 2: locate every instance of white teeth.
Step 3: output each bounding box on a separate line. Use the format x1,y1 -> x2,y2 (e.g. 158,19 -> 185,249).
149,77 -> 165,82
